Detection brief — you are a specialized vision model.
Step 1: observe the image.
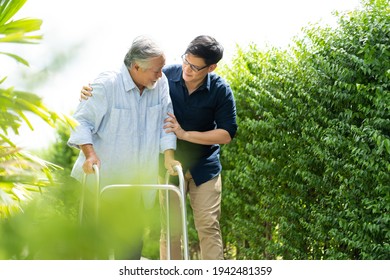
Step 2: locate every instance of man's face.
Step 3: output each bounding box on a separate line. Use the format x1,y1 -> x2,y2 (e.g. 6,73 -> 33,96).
181,53 -> 209,82
138,55 -> 165,89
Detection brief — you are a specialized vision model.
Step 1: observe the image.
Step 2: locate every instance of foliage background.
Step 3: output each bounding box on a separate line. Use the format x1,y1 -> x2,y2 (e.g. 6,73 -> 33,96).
1,0 -> 389,260
219,0 -> 389,259
0,0 -> 73,219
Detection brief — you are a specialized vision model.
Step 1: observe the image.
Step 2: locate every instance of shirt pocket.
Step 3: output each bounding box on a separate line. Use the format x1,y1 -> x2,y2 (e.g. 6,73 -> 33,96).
146,104 -> 162,133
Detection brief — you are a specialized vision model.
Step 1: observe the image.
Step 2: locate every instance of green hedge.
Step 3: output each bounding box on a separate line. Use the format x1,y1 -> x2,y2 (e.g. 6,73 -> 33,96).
220,0 -> 389,259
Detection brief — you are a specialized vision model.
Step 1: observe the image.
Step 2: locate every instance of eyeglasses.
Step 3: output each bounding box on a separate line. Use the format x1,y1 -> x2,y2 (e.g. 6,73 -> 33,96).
181,54 -> 208,72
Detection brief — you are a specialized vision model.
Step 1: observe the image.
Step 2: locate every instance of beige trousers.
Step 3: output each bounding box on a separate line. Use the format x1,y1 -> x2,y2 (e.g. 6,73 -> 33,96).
159,172 -> 223,260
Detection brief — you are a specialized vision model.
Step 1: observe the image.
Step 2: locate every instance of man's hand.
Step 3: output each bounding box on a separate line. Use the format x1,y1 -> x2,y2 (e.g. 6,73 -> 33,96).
80,144 -> 101,174
80,85 -> 93,101
164,112 -> 187,140
165,158 -> 181,176
164,149 -> 181,176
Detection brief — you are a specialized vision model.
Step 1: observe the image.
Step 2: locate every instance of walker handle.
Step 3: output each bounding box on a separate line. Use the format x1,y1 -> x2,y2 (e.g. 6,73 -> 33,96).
79,164 -> 100,225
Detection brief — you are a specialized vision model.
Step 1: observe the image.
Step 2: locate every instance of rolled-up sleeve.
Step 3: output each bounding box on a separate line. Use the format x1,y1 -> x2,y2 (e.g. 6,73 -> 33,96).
216,85 -> 238,139
67,83 -> 107,149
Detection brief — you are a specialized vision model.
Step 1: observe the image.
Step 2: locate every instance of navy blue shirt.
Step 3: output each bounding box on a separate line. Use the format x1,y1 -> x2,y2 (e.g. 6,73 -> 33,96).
162,64 -> 237,186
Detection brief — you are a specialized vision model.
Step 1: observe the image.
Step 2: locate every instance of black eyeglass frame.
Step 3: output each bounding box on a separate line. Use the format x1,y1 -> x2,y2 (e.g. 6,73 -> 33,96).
181,54 -> 209,72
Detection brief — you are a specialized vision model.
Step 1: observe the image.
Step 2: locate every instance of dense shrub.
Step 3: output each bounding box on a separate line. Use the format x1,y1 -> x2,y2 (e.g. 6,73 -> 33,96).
220,0 -> 389,259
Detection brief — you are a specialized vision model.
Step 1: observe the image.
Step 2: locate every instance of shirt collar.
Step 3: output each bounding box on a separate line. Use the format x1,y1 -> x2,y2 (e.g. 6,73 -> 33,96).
121,63 -> 137,92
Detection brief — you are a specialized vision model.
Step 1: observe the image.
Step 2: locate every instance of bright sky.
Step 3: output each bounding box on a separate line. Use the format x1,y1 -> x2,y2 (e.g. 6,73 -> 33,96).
3,0 -> 361,150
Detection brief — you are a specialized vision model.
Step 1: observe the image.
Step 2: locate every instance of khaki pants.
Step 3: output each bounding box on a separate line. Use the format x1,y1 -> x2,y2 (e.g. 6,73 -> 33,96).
159,172 -> 223,260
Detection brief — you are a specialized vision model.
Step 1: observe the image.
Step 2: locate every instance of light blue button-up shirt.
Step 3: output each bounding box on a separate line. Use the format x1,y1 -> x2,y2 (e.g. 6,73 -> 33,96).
68,63 -> 176,208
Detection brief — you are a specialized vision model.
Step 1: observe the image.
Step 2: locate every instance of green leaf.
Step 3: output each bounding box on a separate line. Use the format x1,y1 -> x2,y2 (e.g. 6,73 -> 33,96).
0,18 -> 42,34
0,32 -> 42,43
0,0 -> 28,26
0,51 -> 29,66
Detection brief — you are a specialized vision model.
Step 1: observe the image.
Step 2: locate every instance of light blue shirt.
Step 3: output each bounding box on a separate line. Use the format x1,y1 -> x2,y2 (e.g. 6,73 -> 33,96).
68,63 -> 176,208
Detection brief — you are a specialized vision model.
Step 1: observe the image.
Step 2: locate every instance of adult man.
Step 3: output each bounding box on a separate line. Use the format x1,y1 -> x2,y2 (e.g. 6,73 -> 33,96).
161,35 -> 237,260
69,35 -> 180,259
81,35 -> 237,260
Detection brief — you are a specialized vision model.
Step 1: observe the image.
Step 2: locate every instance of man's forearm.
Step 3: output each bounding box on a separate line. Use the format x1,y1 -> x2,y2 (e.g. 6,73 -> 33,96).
80,143 -> 96,158
164,149 -> 175,164
180,128 -> 232,145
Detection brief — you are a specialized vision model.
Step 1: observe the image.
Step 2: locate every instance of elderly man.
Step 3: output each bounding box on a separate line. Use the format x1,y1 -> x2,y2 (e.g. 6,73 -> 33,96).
68,35 -> 180,259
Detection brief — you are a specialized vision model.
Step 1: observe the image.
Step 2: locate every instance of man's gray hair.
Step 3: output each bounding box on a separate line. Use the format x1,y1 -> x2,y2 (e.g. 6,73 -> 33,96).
124,35 -> 164,69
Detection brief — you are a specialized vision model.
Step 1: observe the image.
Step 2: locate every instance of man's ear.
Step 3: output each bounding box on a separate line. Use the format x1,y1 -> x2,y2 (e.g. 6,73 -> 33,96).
208,64 -> 217,73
